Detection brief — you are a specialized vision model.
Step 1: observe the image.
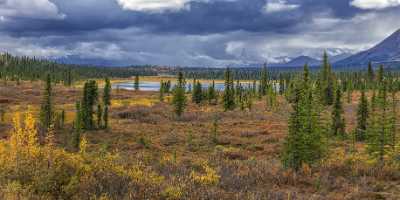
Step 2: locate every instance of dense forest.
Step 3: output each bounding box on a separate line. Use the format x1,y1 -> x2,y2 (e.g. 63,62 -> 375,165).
4,52 -> 399,83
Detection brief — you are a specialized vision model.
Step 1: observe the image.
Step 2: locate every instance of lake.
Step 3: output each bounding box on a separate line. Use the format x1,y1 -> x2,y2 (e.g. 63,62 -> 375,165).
113,81 -> 257,91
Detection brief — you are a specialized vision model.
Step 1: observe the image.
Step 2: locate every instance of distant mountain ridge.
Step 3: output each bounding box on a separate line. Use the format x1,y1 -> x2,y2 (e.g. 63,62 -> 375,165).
284,56 -> 321,66
335,29 -> 400,67
267,52 -> 352,68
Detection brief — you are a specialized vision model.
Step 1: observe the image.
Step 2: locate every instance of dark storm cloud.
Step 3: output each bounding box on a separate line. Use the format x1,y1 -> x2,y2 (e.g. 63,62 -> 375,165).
0,0 -> 366,36
0,0 -> 400,66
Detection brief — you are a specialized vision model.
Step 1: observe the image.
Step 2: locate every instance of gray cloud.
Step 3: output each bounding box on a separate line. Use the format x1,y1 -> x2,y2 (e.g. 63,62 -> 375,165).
0,0 -> 65,20
0,0 -> 399,66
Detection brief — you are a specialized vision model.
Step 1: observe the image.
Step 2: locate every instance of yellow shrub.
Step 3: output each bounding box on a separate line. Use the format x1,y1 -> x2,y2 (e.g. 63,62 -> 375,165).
162,186 -> 183,200
190,161 -> 220,186
0,111 -> 169,199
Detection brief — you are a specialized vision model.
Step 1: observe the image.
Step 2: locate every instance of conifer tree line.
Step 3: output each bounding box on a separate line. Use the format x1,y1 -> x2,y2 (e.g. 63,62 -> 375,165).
0,53 -> 157,84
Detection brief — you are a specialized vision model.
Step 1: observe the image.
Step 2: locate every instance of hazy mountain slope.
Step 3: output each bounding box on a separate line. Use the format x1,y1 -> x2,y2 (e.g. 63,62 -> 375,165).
336,29 -> 400,66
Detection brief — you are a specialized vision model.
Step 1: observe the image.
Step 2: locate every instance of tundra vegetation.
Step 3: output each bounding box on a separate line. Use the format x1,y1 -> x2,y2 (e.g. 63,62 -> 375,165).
0,53 -> 400,199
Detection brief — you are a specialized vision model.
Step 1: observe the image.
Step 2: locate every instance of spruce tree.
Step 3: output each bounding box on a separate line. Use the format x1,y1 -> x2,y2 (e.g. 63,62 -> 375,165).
207,80 -> 217,105
82,80 -> 98,130
259,64 -> 268,97
281,67 -> 326,171
266,86 -> 277,111
252,80 -> 257,97
368,62 -> 375,83
238,84 -> 246,111
192,81 -> 203,104
320,51 -> 335,105
66,68 -> 73,86
60,110 -> 65,129
347,80 -> 353,104
223,68 -> 235,111
367,80 -> 391,165
159,80 -> 165,102
245,90 -> 253,111
103,106 -> 109,129
390,88 -> 397,151
331,87 -> 346,137
211,114 -> 219,144
235,80 -> 241,101
72,101 -> 82,150
39,74 -> 54,132
377,65 -> 384,84
172,72 -> 187,117
279,75 -> 285,95
356,85 -> 369,141
322,51 -> 330,81
103,78 -> 111,106
371,89 -> 377,112
103,78 -> 111,129
97,104 -> 103,129
134,74 -> 140,91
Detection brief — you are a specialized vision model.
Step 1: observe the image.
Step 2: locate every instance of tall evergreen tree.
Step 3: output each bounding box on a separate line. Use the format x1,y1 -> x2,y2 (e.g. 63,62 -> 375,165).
172,72 -> 187,117
252,80 -> 257,97
266,86 -> 277,111
377,65 -> 384,84
390,88 -> 397,151
72,101 -> 82,150
281,67 -> 326,171
103,106 -> 109,129
207,80 -> 217,105
192,81 -> 203,104
102,78 -> 111,129
97,104 -> 103,129
66,69 -> 73,86
322,51 -> 330,81
331,87 -> 346,137
259,63 -> 268,97
368,62 -> 375,83
223,68 -> 235,111
356,85 -> 369,141
347,80 -> 353,104
82,80 -> 98,130
244,90 -> 253,111
320,51 -> 335,105
60,110 -> 65,129
39,74 -> 54,132
367,80 -> 391,165
103,78 -> 111,106
159,80 -> 165,102
134,74 -> 140,91
279,75 -> 285,95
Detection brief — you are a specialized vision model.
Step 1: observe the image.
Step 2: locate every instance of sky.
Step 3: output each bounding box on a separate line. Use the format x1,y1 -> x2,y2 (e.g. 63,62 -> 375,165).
0,0 -> 400,67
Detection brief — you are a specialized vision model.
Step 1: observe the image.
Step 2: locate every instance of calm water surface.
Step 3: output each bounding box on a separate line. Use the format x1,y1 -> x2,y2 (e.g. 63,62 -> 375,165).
113,81 -> 257,91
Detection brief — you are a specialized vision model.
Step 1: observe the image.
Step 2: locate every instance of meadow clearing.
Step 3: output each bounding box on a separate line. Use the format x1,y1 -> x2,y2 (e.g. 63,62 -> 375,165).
0,76 -> 399,200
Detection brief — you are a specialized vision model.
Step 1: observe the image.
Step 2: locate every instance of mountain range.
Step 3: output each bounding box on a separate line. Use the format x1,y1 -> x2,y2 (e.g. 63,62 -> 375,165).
269,53 -> 352,67
273,29 -> 400,68
335,29 -> 400,67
